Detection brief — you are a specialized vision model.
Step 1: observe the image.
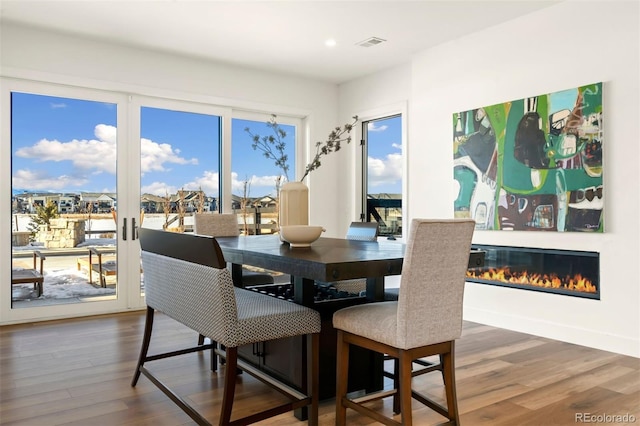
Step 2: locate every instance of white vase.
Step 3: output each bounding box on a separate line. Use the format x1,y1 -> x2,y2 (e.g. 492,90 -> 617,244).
279,181 -> 309,227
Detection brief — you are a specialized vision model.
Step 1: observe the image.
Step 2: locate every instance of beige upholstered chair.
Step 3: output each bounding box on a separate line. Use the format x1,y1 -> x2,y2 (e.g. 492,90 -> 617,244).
133,228 -> 321,425
329,221 -> 379,295
330,222 -> 400,300
333,219 -> 475,425
194,213 -> 275,286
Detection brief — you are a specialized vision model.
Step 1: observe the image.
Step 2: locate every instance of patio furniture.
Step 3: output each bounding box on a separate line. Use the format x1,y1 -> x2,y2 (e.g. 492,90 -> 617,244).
76,247 -> 116,287
11,250 -> 46,297
333,219 -> 475,425
133,228 -> 321,425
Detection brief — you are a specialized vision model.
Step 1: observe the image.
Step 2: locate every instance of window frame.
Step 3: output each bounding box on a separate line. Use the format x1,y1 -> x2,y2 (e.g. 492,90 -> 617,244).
355,102 -> 407,241
1,76 -> 309,325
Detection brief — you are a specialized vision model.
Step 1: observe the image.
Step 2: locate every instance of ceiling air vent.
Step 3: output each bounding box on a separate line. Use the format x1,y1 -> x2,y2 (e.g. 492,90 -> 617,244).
356,37 -> 386,48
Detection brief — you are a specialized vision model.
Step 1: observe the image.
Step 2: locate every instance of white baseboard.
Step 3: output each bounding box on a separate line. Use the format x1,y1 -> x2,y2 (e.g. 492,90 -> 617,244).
464,306 -> 640,358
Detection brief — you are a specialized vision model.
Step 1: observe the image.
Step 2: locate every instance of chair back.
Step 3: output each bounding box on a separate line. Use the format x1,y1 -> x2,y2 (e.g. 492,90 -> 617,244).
346,221 -> 378,241
396,219 -> 475,349
194,213 -> 240,237
139,228 -> 238,344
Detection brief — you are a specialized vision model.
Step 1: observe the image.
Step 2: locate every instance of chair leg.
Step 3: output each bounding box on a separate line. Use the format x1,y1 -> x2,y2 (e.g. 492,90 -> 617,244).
392,358 -> 400,414
398,350 -> 413,425
442,342 -> 460,425
131,306 -> 154,387
220,346 -> 238,425
335,330 -> 349,426
197,334 -> 220,372
309,333 -> 320,426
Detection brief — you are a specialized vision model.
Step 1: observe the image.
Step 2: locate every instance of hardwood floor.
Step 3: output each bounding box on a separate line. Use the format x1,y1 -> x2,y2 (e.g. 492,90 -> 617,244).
1,311 -> 638,425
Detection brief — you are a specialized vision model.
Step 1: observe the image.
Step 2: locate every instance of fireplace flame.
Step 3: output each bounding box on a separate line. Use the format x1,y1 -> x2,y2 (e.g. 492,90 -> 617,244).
466,267 -> 597,293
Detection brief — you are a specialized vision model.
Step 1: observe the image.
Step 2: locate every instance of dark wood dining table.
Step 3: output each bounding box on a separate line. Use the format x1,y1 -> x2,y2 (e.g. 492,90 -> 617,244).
215,234 -> 406,409
216,234 -> 406,304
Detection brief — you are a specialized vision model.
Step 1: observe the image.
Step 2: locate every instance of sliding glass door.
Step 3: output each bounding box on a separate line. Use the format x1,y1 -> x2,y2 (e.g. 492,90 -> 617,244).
134,98 -> 225,299
1,78 -> 305,324
2,79 -> 139,322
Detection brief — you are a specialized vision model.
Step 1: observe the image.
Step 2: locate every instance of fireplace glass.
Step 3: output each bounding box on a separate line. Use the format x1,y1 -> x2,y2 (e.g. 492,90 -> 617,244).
467,244 -> 599,299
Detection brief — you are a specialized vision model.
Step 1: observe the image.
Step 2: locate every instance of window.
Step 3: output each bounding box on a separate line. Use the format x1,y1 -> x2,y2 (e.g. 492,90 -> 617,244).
361,114 -> 403,239
231,114 -> 297,235
140,105 -> 222,225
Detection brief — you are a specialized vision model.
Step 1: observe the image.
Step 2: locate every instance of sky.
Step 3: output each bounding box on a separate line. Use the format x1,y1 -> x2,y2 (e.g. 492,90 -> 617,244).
11,92 -> 402,199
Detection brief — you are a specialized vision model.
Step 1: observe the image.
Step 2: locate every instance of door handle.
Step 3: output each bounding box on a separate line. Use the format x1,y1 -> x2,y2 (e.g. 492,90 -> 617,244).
122,218 -> 127,241
132,218 -> 138,240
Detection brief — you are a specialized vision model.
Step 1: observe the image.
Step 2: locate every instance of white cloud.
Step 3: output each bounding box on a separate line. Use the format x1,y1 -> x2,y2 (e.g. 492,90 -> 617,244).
15,124 -> 118,174
144,170 -> 283,199
368,122 -> 388,132
181,170 -> 220,195
367,153 -> 402,188
50,102 -> 67,109
141,170 -> 283,199
140,135 -> 198,174
231,172 -> 281,196
12,169 -> 89,191
16,124 -> 198,177
141,181 -> 179,197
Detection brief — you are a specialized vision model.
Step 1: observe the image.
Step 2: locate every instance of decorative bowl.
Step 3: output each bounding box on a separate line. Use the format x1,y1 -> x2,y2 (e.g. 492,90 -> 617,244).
280,225 -> 325,248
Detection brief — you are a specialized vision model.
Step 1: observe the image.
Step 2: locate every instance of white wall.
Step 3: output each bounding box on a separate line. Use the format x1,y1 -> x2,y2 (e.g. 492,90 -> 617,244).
0,22 -> 345,233
340,1 -> 639,357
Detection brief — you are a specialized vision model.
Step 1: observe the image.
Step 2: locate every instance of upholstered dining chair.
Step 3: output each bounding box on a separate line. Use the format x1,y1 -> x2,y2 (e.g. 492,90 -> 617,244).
333,218 -> 475,425
133,228 -> 321,426
328,221 -> 379,295
330,222 -> 400,301
194,213 -> 275,287
345,221 -> 379,241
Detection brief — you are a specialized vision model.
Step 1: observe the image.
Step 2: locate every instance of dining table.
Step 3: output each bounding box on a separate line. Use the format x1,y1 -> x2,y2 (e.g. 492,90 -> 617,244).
216,234 -> 406,304
215,233 -> 485,413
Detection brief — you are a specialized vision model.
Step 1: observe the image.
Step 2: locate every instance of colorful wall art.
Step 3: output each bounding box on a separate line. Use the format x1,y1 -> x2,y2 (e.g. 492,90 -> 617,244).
453,82 -> 603,232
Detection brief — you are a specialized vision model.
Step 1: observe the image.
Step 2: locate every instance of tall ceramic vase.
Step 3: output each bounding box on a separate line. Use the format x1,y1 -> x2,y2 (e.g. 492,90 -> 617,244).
279,181 -> 309,229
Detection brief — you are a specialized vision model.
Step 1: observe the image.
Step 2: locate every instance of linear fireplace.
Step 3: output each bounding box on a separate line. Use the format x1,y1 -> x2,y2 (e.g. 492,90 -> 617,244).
467,244 -> 600,299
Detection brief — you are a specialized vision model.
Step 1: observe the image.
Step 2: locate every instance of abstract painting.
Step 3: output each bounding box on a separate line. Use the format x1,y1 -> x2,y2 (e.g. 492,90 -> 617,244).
453,82 -> 603,232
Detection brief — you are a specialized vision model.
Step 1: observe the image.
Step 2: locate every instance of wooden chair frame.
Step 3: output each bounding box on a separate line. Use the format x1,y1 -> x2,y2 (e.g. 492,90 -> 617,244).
336,330 -> 459,426
333,219 -> 476,426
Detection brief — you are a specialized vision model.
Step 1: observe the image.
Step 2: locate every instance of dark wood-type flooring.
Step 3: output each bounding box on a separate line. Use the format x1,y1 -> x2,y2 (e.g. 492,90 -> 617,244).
1,311 -> 638,425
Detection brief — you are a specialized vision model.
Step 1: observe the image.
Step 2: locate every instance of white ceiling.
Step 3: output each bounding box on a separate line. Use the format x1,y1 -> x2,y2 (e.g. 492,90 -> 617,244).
1,0 -> 560,84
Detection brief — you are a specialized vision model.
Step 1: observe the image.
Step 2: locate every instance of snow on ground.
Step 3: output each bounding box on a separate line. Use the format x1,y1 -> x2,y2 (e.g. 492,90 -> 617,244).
12,268 -> 116,301
12,237 -> 118,302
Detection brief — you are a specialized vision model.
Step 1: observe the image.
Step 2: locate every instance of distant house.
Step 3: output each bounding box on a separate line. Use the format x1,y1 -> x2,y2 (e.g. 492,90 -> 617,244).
58,194 -> 77,213
140,193 -> 166,213
19,192 -> 77,214
141,190 -> 216,213
231,194 -> 276,211
80,192 -> 116,213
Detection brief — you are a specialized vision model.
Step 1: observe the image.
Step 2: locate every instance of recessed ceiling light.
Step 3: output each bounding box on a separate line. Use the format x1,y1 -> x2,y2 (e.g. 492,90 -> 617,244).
325,39 -> 337,47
